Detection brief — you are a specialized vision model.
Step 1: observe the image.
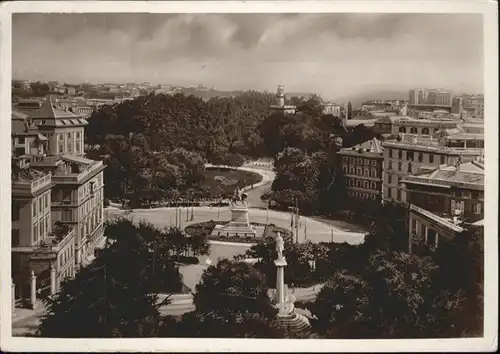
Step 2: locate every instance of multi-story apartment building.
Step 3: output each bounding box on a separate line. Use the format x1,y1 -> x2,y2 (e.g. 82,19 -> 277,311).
467,95 -> 484,120
30,156 -> 106,266
382,135 -> 483,204
425,89 -> 452,106
451,95 -> 484,120
403,159 -> 484,254
11,100 -> 106,302
339,138 -> 384,203
11,114 -> 77,300
409,88 -> 426,105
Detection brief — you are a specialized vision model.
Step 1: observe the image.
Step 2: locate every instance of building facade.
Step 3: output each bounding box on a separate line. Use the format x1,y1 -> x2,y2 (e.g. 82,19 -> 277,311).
11,100 -> 106,302
339,138 -> 384,203
391,117 -> 459,136
467,95 -> 484,120
409,88 -> 426,105
322,102 -> 342,117
403,160 -> 484,253
382,136 -> 483,204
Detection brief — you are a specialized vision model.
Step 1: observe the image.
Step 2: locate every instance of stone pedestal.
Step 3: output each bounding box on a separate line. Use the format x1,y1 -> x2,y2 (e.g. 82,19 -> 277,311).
213,206 -> 257,237
275,259 -> 287,305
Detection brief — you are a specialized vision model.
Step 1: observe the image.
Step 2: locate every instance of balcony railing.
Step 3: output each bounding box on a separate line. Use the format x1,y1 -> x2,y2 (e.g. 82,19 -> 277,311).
52,161 -> 104,183
29,227 -> 76,261
12,173 -> 52,194
44,226 -> 76,249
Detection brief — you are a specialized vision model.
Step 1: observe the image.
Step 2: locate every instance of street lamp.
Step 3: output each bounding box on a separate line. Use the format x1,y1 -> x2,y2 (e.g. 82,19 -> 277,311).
186,192 -> 190,222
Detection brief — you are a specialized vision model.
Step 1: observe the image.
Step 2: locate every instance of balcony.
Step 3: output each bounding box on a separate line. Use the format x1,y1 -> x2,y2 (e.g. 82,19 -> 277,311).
51,159 -> 105,185
23,226 -> 76,262
12,169 -> 52,197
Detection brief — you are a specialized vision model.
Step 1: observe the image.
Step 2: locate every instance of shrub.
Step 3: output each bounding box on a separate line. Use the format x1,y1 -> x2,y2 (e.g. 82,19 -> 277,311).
173,255 -> 199,264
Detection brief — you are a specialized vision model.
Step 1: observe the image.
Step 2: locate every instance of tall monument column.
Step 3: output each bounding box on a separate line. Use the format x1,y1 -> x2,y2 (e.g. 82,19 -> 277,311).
275,258 -> 287,304
274,232 -> 288,311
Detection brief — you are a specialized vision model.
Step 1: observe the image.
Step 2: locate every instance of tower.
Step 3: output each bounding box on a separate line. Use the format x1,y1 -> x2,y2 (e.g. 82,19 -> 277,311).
270,84 -> 296,115
276,85 -> 285,108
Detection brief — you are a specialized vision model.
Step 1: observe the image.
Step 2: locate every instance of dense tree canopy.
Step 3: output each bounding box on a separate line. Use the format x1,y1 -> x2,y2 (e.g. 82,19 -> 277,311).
38,218 -> 211,337
173,260 -> 283,338
84,90 -> 377,208
309,250 -> 469,339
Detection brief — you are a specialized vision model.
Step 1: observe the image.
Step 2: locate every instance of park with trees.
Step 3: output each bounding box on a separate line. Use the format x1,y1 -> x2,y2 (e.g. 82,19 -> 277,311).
31,90 -> 484,339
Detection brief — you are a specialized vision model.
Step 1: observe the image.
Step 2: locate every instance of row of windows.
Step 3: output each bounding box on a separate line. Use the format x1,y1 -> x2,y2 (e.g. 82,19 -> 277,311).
386,187 -> 403,201
348,191 -> 377,201
342,166 -> 379,178
80,193 -> 103,219
80,207 -> 103,239
33,215 -> 50,245
347,179 -> 379,190
32,193 -> 50,218
79,181 -> 103,201
57,131 -> 82,142
397,127 -> 440,135
341,157 -> 378,167
387,175 -> 402,185
451,199 -> 482,215
388,161 -> 414,173
388,149 -> 446,165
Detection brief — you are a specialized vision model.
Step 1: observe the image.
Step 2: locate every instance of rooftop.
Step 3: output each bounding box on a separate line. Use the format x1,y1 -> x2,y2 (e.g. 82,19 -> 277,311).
409,204 -> 465,233
403,161 -> 484,189
340,138 -> 383,156
383,135 -> 484,153
12,168 -> 48,183
13,101 -> 88,128
375,116 -> 401,124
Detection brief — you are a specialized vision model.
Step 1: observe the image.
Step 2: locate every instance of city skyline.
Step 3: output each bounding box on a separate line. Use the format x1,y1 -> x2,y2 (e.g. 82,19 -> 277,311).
13,13 -> 483,100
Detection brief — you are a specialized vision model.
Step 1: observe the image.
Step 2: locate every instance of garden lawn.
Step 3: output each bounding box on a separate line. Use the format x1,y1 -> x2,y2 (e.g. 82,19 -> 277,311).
202,167 -> 263,196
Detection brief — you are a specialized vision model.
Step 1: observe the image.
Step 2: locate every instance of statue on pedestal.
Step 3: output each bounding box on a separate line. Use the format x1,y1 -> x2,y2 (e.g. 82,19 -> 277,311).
276,232 -> 285,261
230,188 -> 248,207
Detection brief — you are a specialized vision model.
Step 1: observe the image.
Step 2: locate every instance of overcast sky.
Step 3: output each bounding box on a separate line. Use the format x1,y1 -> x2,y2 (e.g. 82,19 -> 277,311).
12,13 -> 483,100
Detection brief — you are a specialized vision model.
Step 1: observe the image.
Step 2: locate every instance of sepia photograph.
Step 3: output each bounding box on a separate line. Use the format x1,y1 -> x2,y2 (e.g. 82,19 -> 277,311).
0,1 -> 497,352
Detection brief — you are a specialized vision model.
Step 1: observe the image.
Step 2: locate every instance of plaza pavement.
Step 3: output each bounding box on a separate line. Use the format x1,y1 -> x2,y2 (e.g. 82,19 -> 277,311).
107,206 -> 365,245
